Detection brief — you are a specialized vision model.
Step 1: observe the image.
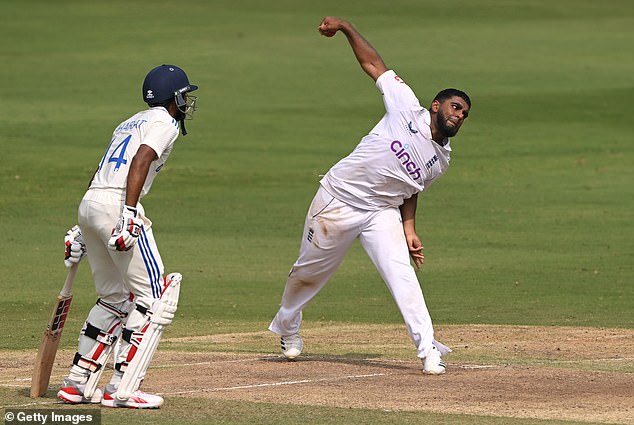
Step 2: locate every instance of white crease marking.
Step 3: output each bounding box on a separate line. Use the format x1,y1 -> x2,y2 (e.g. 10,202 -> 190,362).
159,373 -> 387,396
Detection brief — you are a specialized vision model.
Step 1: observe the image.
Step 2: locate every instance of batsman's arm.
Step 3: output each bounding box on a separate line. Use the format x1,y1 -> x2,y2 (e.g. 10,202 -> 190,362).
318,16 -> 388,82
124,144 -> 158,207
400,194 -> 425,269
108,144 -> 157,251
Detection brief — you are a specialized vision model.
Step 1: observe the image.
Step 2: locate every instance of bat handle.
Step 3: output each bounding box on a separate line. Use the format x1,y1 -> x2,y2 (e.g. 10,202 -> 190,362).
60,264 -> 79,298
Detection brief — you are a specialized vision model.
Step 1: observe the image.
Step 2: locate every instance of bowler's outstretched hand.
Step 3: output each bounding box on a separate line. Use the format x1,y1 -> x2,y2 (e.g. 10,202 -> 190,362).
318,16 -> 344,37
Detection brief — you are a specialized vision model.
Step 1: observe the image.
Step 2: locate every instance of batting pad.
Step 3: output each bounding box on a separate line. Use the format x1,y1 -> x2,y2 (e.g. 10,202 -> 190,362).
115,273 -> 181,400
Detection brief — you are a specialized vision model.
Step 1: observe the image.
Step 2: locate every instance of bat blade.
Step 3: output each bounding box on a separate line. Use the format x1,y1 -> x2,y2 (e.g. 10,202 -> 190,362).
30,265 -> 77,397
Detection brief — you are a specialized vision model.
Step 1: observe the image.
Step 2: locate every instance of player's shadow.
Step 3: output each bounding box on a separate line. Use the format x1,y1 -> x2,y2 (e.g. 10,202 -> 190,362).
261,353 -> 414,371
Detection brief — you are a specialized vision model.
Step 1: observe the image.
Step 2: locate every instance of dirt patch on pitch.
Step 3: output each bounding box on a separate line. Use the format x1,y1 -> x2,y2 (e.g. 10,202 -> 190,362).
2,325 -> 633,424
156,324 -> 634,424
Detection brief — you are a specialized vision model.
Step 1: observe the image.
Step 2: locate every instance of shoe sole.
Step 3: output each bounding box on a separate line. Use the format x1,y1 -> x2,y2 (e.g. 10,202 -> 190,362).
102,401 -> 162,409
58,392 -> 82,404
102,396 -> 163,409
58,391 -> 101,404
282,349 -> 302,360
423,368 -> 446,375
281,336 -> 303,360
423,362 -> 447,375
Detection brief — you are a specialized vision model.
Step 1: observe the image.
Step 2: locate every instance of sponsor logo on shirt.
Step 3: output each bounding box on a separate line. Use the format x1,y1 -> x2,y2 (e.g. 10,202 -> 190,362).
391,140 -> 422,183
394,75 -> 405,84
424,155 -> 438,170
407,121 -> 419,134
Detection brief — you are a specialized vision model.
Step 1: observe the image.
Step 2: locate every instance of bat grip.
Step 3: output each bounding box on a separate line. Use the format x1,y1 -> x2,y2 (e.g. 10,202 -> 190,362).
60,264 -> 79,298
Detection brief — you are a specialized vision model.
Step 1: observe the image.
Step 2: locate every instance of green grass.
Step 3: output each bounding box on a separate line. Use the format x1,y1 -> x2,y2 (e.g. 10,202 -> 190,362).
1,0 -> 633,423
2,0 -> 633,341
0,390 -> 611,425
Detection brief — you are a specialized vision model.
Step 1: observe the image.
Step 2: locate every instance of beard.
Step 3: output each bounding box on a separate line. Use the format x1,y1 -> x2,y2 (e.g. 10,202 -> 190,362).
436,109 -> 460,138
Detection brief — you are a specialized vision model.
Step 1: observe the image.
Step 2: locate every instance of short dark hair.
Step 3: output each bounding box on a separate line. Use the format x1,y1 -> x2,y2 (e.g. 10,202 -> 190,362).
148,99 -> 173,108
433,88 -> 471,108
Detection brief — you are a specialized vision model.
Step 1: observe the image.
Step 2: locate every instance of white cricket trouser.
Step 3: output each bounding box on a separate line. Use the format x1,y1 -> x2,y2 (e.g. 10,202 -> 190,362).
66,188 -> 165,383
78,188 -> 164,309
269,185 -> 436,358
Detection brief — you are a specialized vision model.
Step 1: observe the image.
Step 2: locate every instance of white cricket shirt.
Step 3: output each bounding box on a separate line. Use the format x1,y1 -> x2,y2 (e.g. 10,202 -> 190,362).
89,107 -> 180,199
320,70 -> 451,210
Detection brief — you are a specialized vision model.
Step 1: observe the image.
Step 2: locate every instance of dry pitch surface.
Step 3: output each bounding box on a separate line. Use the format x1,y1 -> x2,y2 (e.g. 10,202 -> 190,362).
1,324 -> 632,424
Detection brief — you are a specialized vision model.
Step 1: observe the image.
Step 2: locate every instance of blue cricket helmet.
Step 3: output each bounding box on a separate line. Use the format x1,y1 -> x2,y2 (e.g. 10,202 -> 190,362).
142,64 -> 198,105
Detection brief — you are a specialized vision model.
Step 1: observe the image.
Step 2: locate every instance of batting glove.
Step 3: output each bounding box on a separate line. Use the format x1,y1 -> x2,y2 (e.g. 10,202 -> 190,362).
64,225 -> 87,267
108,205 -> 142,252
148,298 -> 177,326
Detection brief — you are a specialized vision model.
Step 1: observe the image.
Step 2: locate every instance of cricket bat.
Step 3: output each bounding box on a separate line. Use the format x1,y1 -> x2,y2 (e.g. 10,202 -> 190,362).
30,264 -> 78,397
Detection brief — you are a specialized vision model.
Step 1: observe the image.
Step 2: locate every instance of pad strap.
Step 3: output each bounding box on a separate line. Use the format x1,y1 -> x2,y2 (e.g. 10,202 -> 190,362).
73,352 -> 102,373
120,303 -> 151,344
117,327 -> 146,372
82,322 -> 118,346
116,303 -> 151,372
135,304 -> 149,315
122,328 -> 134,344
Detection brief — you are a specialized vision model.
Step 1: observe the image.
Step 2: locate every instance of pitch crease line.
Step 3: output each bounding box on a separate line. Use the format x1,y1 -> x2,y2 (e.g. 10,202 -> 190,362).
151,355 -> 279,369
0,400 -> 60,409
161,372 -> 387,395
0,373 -> 68,386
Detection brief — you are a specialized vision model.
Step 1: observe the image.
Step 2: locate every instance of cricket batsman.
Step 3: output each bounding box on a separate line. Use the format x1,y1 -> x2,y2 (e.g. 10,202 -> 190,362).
58,64 -> 198,407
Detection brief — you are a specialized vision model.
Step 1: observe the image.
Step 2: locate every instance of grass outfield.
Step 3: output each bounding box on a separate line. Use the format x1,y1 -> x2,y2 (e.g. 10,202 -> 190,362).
0,393 -> 613,425
1,1 -> 633,424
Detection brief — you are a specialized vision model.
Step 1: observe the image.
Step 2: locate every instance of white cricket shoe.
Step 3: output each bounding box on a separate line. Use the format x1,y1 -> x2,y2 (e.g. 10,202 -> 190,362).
101,384 -> 164,409
422,345 -> 446,375
57,379 -> 103,404
280,333 -> 303,359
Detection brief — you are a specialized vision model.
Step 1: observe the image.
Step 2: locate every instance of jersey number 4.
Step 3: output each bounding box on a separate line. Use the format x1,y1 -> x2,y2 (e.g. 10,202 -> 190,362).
99,134 -> 132,172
